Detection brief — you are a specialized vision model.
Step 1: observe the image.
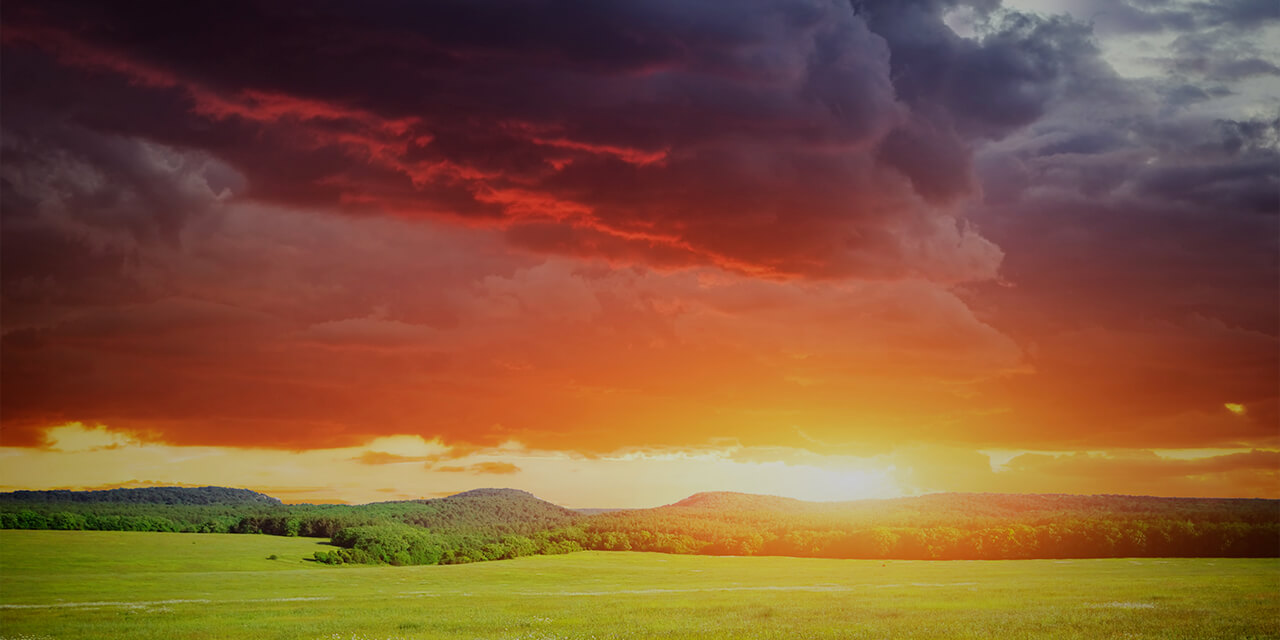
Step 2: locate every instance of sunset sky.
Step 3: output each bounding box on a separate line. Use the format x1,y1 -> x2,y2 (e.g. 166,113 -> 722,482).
1,0 -> 1276,507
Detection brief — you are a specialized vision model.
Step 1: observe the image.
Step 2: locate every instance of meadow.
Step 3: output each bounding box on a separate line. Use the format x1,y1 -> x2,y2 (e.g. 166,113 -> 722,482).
1,530 -> 1276,640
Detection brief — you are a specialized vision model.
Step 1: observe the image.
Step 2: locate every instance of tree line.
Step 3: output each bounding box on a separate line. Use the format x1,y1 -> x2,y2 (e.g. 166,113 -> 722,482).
2,488 -> 1276,565
558,519 -> 1279,559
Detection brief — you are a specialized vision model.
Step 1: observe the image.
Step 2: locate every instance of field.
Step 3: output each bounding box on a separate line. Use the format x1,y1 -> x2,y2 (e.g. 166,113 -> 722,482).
1,531 -> 1277,640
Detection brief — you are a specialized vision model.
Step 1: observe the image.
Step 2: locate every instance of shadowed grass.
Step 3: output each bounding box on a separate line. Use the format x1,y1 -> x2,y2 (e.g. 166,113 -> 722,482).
1,531 -> 1277,639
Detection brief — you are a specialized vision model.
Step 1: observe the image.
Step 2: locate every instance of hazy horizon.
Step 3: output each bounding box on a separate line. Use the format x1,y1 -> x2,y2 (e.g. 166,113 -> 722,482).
4,482 -> 1277,511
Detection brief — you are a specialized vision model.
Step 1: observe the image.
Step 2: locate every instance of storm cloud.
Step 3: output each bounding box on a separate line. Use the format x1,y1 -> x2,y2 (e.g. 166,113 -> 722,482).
1,0 -> 1276,480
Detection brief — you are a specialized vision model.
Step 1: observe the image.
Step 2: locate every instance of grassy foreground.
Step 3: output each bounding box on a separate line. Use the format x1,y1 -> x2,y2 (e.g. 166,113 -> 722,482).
1,531 -> 1277,640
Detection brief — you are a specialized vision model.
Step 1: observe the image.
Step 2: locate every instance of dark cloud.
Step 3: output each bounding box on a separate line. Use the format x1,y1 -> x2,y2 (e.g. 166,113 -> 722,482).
1,0 -> 1040,279
1133,154 -> 1280,214
957,15 -> 1279,446
1060,0 -> 1280,36
1162,28 -> 1280,80
0,113 -> 247,333
871,5 -> 1095,137
0,115 -> 242,244
859,2 -> 1101,202
1196,0 -> 1280,29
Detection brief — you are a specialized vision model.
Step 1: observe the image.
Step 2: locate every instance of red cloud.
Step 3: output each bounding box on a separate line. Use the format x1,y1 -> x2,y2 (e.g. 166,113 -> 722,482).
0,2 -> 1000,282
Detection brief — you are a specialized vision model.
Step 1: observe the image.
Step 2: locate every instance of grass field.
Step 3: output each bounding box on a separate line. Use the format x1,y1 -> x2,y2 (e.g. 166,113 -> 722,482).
1,531 -> 1277,639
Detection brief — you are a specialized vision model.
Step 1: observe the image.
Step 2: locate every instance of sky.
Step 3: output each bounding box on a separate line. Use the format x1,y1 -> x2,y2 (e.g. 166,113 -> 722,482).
1,0 -> 1277,507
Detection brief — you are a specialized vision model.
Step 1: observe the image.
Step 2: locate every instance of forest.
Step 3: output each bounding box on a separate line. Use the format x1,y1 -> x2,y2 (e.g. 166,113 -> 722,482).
2,487 -> 1276,565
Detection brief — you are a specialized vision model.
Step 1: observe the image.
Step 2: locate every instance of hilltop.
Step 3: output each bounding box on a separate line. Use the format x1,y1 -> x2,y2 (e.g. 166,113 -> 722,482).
669,491 -> 813,512
382,488 -> 581,534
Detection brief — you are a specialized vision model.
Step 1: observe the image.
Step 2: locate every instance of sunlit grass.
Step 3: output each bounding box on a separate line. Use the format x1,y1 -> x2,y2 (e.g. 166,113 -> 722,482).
2,531 -> 1277,639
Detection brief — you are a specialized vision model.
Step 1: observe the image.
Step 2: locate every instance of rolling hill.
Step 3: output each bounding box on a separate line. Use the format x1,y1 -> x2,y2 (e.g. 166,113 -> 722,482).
0,486 -> 580,539
576,490 -> 1280,559
664,490 -> 1280,524
0,486 -> 282,506
384,488 -> 581,534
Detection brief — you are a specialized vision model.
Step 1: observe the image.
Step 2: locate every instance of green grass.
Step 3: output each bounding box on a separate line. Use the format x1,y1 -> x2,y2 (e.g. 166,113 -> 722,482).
2,531 -> 1277,639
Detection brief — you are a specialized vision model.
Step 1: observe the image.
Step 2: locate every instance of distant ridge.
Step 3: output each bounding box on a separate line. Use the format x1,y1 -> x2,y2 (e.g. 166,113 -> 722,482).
0,486 -> 282,506
657,490 -> 1279,520
579,489 -> 1280,559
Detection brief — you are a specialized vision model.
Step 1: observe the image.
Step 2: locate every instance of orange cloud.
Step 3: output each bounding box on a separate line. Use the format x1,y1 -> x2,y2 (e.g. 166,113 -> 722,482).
436,462 -> 522,475
352,451 -> 435,465
894,446 -> 1280,498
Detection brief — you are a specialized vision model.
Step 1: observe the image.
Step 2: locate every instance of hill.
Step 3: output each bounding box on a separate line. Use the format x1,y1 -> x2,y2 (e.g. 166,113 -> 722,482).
0,485 -> 579,541
665,491 -> 1279,524
572,491 -> 1280,559
383,488 -> 581,534
0,486 -> 281,506
309,488 -> 585,565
